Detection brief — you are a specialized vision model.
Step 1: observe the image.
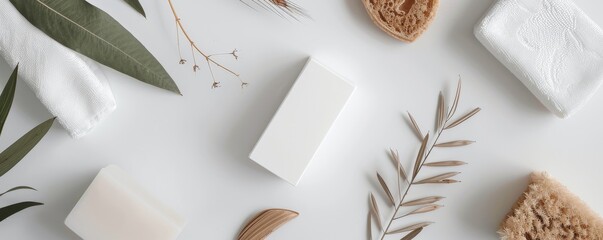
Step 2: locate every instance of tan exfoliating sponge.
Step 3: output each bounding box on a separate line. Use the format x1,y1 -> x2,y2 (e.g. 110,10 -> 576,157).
362,0 -> 439,42
499,172 -> 603,240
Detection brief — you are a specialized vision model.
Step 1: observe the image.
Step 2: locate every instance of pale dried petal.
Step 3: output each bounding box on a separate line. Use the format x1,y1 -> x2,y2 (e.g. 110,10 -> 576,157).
414,172 -> 460,184
435,140 -> 475,148
445,107 -> 481,129
411,204 -> 442,215
367,211 -> 372,240
436,92 -> 445,130
369,193 -> 383,231
401,196 -> 445,207
387,222 -> 433,234
447,78 -> 462,120
377,172 -> 396,206
407,112 -> 423,141
395,204 -> 443,219
396,154 -> 402,199
401,227 -> 424,240
424,161 -> 467,167
414,179 -> 460,184
413,133 -> 430,178
389,148 -> 408,182
439,179 -> 460,184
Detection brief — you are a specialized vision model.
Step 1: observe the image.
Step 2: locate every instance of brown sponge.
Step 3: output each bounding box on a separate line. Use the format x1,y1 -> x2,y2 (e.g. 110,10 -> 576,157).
499,172 -> 603,240
362,0 -> 439,42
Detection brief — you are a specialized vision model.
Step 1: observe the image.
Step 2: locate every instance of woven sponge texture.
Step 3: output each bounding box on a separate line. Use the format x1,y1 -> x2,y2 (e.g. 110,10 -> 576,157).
500,172 -> 603,240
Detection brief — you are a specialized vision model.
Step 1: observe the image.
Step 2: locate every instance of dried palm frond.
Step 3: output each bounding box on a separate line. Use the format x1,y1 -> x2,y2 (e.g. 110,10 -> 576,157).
367,78 -> 480,240
241,0 -> 310,20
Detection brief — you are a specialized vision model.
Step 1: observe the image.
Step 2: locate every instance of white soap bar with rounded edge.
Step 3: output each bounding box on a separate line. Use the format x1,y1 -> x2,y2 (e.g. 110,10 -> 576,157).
475,0 -> 603,118
65,165 -> 186,240
249,58 -> 355,186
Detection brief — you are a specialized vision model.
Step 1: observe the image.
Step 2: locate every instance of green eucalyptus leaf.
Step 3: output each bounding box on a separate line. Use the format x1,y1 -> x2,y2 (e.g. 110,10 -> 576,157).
9,0 -> 180,94
0,202 -> 43,222
0,117 -> 55,178
0,186 -> 37,198
0,65 -> 18,137
123,0 -> 146,17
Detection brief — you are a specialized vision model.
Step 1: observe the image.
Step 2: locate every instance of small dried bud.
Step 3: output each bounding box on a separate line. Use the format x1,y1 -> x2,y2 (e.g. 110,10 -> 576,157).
272,0 -> 288,7
212,81 -> 221,89
241,82 -> 248,88
231,49 -> 239,60
179,59 -> 187,65
193,65 -> 200,72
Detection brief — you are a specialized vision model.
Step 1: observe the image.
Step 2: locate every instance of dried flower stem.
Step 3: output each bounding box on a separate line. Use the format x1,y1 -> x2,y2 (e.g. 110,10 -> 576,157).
167,0 -> 246,87
175,20 -> 184,62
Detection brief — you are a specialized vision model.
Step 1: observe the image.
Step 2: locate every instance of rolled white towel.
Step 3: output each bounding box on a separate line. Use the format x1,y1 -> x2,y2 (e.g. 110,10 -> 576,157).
475,0 -> 603,118
0,0 -> 116,138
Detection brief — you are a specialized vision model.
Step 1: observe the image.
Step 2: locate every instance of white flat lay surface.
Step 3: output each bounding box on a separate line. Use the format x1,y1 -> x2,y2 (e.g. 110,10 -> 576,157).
250,58 -> 355,186
1,0 -> 603,239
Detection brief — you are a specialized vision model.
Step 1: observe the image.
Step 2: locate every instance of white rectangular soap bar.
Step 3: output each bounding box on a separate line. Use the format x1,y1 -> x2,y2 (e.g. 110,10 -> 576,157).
65,165 -> 186,240
250,58 -> 355,186
475,0 -> 603,118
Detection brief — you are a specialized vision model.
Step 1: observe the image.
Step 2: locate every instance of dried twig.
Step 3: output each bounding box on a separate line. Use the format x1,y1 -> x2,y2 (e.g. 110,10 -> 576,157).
368,78 -> 480,240
167,0 -> 247,88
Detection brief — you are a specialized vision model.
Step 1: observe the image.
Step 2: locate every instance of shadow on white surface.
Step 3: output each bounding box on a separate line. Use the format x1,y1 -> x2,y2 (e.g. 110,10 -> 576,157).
343,0 -> 389,41
33,169 -> 98,240
0,58 -> 50,125
220,57 -> 308,179
462,170 -> 530,237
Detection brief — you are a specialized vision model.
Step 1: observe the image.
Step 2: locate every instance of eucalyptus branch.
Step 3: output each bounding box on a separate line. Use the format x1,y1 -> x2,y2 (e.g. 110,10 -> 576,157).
167,0 -> 246,88
0,65 -> 50,222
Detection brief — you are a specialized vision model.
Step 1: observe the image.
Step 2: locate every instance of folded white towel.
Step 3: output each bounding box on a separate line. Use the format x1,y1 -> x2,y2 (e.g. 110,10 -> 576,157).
0,0 -> 116,138
475,0 -> 603,118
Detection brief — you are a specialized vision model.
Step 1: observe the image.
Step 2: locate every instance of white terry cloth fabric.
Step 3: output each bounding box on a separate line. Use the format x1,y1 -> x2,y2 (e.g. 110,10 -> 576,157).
475,0 -> 603,118
0,0 -> 116,138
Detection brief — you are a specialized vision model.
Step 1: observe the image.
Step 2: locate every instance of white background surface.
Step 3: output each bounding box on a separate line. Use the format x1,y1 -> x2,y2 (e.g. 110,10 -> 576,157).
1,0 -> 602,239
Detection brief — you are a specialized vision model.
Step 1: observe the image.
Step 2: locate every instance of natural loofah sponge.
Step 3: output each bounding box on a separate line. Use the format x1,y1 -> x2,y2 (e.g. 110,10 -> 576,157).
499,172 -> 603,240
362,0 -> 439,42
